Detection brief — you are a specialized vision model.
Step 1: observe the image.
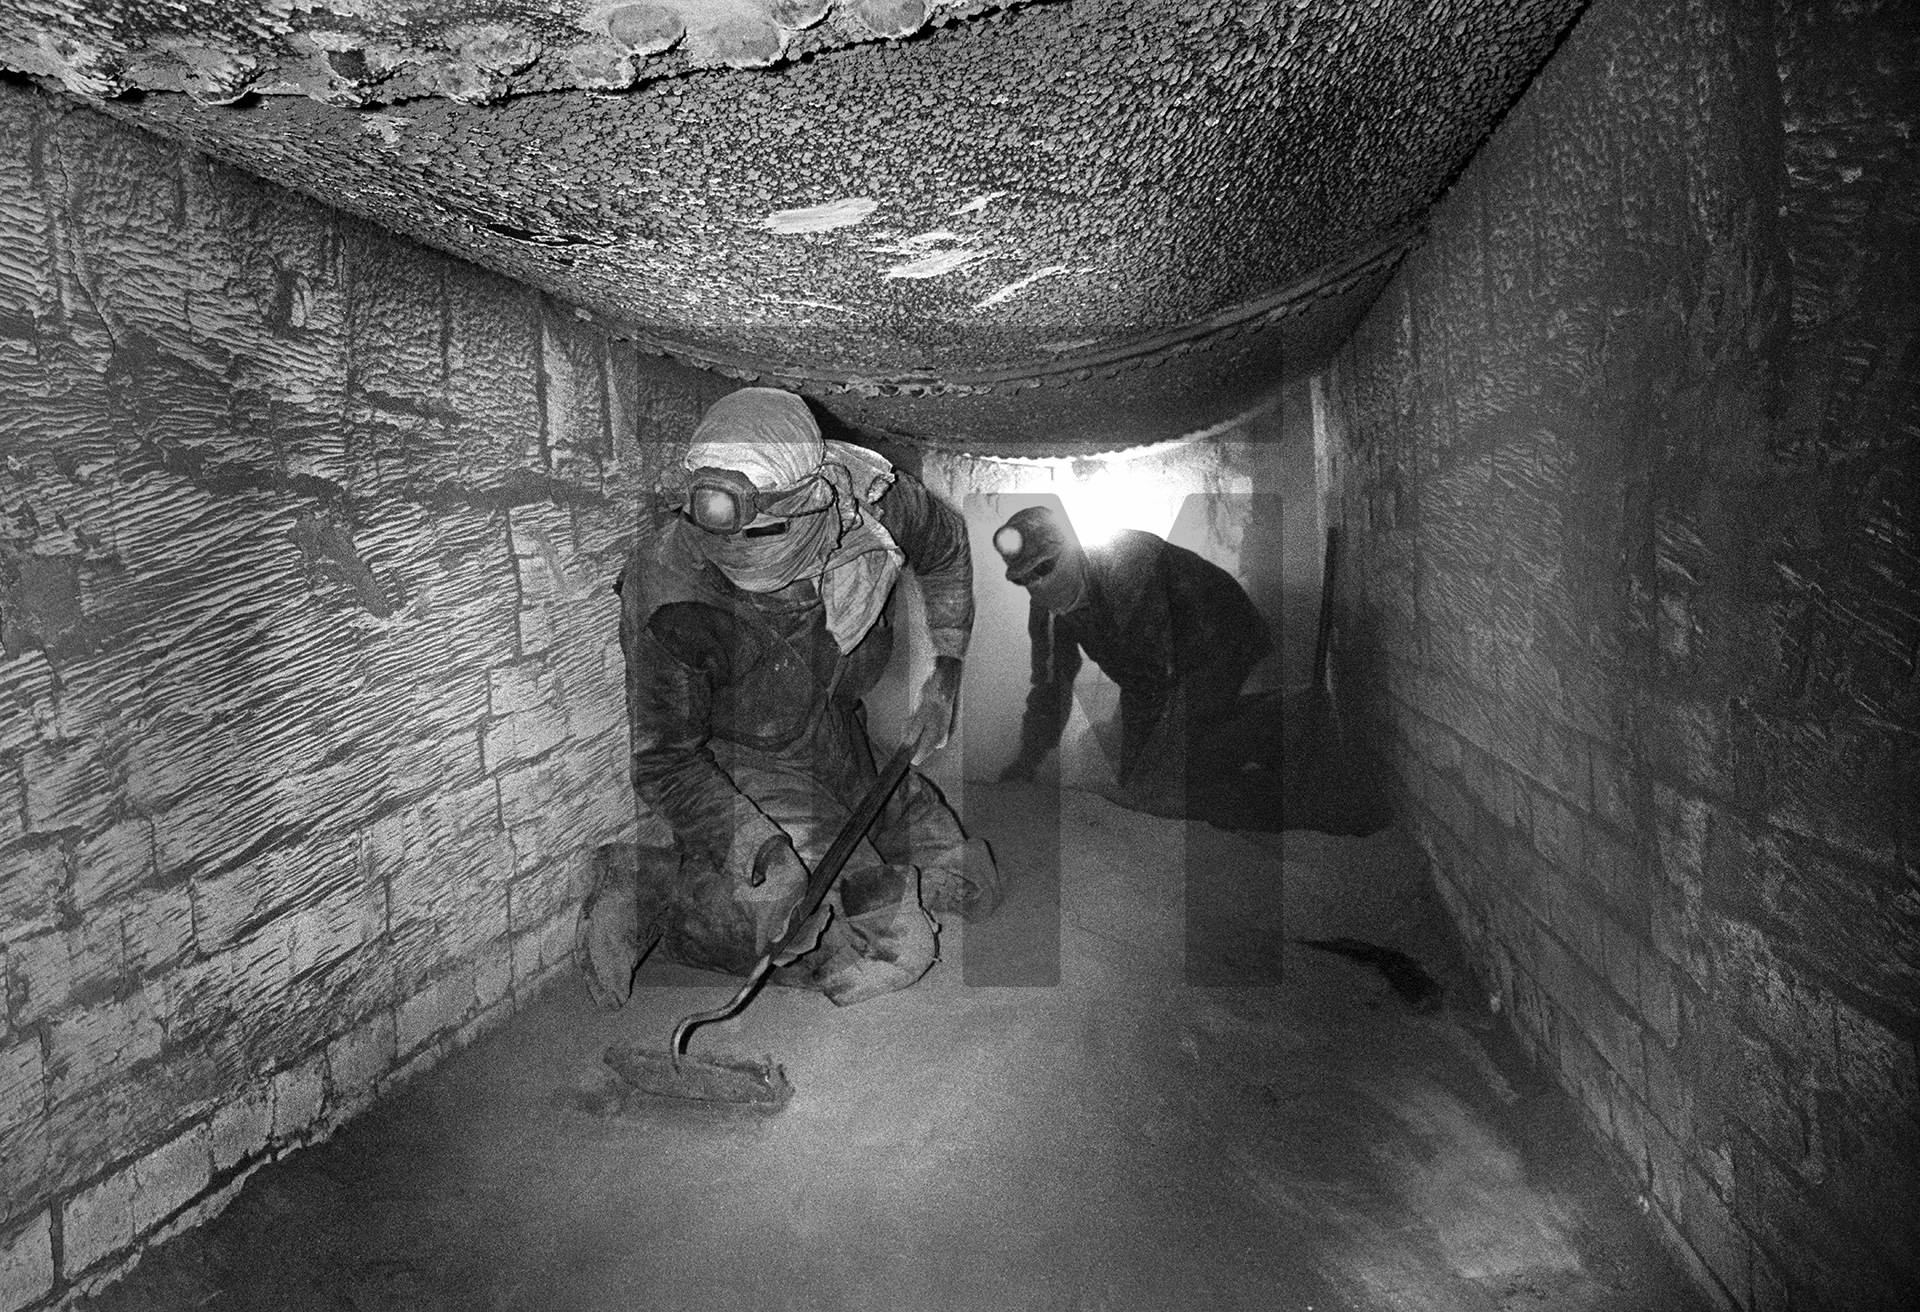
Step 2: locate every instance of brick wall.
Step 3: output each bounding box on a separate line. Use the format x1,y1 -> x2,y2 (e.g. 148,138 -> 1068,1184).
1322,0 -> 1918,1308
0,83 -> 714,1308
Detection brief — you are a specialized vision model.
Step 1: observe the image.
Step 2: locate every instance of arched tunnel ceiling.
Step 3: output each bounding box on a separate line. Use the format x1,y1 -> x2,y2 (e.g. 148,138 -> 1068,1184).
1,0 -> 1586,448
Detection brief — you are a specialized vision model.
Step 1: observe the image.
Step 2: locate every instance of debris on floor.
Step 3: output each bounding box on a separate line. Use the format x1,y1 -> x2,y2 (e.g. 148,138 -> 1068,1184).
1297,936 -> 1445,1012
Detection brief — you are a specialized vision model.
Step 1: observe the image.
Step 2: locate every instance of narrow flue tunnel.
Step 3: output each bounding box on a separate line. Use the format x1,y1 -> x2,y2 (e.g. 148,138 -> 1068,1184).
0,2 -> 1915,1311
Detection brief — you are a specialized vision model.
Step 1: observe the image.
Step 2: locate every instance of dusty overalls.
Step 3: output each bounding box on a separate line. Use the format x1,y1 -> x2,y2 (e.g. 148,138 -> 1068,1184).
590,408 -> 998,1008
1000,516 -> 1274,817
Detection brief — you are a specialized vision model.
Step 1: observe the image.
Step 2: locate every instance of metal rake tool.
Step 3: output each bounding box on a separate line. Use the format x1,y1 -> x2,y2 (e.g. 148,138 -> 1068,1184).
602,744 -> 913,1106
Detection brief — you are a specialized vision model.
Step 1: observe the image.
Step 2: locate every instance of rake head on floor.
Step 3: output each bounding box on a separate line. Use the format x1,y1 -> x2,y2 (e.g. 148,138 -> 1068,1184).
603,951 -> 793,1106
601,746 -> 914,1109
603,1044 -> 794,1106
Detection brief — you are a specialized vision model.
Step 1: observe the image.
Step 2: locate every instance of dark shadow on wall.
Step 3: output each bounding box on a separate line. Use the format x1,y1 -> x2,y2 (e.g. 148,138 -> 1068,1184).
1231,495 -> 1394,839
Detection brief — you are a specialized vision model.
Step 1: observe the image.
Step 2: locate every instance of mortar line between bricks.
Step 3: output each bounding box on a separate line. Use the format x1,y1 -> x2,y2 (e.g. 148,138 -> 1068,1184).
531,298 -> 553,476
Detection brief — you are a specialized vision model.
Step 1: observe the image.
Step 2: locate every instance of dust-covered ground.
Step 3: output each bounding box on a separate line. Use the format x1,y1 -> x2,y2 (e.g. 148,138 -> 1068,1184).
82,786 -> 1706,1312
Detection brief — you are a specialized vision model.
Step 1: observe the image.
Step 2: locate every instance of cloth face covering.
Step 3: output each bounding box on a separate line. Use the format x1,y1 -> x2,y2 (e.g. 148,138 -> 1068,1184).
697,489 -> 838,594
1026,547 -> 1088,615
684,388 -> 904,652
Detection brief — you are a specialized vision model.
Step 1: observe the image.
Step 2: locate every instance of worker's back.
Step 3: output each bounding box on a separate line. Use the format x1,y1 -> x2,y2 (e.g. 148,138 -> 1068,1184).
1055,529 -> 1271,689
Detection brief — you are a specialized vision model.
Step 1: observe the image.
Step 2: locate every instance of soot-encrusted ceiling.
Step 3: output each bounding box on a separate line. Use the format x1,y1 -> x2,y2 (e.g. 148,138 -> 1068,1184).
1,0 -> 1585,447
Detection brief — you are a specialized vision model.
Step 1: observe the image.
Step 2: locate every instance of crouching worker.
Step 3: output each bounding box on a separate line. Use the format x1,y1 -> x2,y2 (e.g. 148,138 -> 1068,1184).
578,388 -> 1001,1011
993,504 -> 1273,822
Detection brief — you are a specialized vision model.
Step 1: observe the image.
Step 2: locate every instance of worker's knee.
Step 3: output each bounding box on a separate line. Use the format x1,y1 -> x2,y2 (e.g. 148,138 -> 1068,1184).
575,842 -> 676,1010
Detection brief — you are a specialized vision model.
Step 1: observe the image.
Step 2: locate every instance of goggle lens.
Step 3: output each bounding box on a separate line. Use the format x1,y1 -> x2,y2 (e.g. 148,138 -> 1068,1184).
691,487 -> 744,533
673,468 -> 832,535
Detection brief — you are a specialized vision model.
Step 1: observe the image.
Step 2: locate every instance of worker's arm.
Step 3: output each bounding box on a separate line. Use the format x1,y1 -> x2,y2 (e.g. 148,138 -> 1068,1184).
875,468 -> 975,761
619,547 -> 797,894
1002,602 -> 1083,781
875,466 -> 974,659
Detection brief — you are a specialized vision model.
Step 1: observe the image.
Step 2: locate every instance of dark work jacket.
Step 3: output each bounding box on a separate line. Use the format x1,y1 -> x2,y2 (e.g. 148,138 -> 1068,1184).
619,467 -> 971,878
1019,530 -> 1271,782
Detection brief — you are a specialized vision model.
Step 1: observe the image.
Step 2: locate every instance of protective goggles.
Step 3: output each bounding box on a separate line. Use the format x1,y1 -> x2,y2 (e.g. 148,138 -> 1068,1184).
666,467 -> 834,537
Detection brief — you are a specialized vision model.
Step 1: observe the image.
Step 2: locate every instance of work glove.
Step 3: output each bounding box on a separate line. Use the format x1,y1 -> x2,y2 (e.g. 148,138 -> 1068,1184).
747,832 -> 807,891
745,834 -> 829,966
723,820 -> 813,957
902,655 -> 964,765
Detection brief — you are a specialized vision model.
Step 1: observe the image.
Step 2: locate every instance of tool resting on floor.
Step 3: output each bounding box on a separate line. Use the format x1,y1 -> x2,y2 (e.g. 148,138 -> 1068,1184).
604,743 -> 914,1106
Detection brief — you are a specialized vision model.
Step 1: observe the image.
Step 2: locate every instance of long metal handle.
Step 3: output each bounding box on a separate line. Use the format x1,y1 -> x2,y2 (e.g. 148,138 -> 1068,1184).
780,743 -> 914,958
671,955 -> 775,1057
670,744 -> 915,1060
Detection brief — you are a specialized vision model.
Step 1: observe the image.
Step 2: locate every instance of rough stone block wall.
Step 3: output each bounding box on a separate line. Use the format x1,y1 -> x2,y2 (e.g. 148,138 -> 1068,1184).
0,83 -> 710,1308
1322,0 -> 1917,1308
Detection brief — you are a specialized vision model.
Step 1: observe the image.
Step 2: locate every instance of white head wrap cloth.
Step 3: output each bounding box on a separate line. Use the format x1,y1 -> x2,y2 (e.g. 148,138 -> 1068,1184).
683,388 -> 904,653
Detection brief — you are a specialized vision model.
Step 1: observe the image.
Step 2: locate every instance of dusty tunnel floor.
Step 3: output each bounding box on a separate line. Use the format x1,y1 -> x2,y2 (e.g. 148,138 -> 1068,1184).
84,787 -> 1707,1312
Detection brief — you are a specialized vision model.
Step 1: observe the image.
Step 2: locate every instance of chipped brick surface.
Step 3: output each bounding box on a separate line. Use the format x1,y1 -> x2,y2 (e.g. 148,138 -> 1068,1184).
0,1040 -> 47,1221
0,1209 -> 53,1312
325,1012 -> 395,1117
207,1085 -> 270,1177
130,1124 -> 211,1235
394,968 -> 477,1059
269,1056 -> 327,1149
59,1162 -> 136,1277
0,77 -> 702,1288
1329,0 -> 1919,1307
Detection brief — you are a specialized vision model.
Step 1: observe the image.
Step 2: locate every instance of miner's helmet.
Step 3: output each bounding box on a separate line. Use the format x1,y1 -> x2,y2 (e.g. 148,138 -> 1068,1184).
992,505 -> 1075,585
674,465 -> 831,537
